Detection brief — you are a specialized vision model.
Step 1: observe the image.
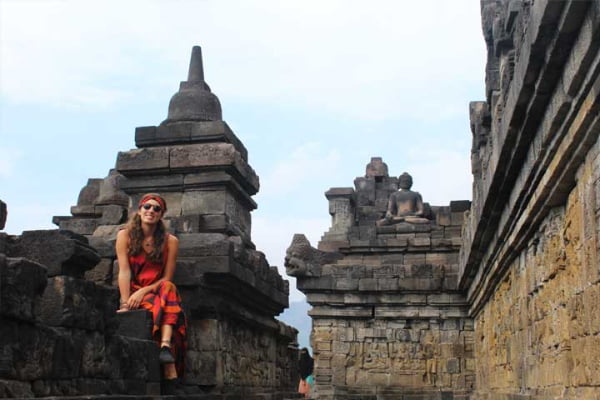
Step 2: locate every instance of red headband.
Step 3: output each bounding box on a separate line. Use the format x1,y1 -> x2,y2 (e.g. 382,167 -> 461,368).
139,194 -> 167,211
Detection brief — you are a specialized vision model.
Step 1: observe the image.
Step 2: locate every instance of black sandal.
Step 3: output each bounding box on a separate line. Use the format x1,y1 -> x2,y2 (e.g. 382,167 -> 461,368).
158,340 -> 175,364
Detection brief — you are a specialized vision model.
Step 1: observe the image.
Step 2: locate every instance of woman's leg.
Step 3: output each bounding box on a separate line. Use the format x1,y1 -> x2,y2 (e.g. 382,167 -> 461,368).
161,324 -> 173,345
160,324 -> 177,378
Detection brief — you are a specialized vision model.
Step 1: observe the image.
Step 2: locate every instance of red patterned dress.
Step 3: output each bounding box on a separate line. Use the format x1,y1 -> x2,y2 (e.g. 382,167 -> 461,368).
128,234 -> 187,377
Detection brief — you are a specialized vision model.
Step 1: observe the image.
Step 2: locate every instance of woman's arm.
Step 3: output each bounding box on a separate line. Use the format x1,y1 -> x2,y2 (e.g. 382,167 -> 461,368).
115,229 -> 132,312
162,234 -> 179,281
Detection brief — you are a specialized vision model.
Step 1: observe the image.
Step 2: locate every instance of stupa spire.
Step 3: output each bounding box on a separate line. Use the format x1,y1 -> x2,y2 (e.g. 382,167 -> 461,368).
162,45 -> 222,124
187,46 -> 204,82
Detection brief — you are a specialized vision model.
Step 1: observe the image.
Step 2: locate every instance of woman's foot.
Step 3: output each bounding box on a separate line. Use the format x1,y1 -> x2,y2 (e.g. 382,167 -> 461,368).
161,378 -> 186,395
159,340 -> 175,364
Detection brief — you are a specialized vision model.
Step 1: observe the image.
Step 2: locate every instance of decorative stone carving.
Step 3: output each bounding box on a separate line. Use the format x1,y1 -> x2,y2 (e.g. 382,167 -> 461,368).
377,172 -> 431,226
284,234 -> 342,277
365,157 -> 388,179
163,46 -> 222,124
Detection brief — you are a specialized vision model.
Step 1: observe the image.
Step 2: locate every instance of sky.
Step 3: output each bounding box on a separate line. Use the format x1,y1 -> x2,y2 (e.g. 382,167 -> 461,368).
0,0 -> 487,304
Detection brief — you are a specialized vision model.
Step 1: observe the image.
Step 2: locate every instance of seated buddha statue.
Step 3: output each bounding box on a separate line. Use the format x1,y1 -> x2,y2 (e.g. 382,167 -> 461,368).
377,172 -> 431,226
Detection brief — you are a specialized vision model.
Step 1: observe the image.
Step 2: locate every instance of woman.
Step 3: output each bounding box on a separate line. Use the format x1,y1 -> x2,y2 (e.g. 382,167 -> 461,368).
116,193 -> 187,392
298,347 -> 314,398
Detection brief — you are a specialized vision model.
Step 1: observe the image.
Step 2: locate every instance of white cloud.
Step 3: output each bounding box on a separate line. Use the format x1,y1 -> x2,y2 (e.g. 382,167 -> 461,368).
259,142 -> 342,198
1,201 -> 68,235
0,0 -> 486,119
403,147 -> 473,205
0,147 -> 23,178
252,215 -> 330,302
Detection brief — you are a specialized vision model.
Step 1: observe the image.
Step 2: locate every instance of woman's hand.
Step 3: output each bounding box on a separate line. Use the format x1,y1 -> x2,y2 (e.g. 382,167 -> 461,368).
127,290 -> 146,310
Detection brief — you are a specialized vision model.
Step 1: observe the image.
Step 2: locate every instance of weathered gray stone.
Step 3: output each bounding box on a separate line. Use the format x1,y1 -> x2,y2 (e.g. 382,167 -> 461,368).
9,230 -> 100,278
97,204 -> 128,225
163,46 -> 223,124
0,200 -> 6,231
0,256 -> 47,322
58,218 -> 99,235
95,169 -> 129,206
39,276 -> 105,331
116,309 -> 153,340
0,379 -> 33,398
116,147 -> 170,174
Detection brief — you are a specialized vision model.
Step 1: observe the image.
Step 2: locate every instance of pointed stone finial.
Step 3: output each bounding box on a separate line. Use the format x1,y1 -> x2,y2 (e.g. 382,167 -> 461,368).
162,45 -> 222,124
365,157 -> 389,178
188,46 -> 205,82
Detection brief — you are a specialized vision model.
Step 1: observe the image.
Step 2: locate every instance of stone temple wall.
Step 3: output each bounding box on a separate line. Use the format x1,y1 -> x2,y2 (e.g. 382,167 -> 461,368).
287,158 -> 474,399
461,1 -> 600,399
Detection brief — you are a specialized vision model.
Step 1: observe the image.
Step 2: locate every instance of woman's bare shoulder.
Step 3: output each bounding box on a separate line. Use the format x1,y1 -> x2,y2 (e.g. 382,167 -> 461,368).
116,228 -> 130,241
167,233 -> 179,244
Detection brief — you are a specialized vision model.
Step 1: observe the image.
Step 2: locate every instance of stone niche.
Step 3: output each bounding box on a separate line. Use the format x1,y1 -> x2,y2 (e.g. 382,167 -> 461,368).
287,157 -> 474,400
46,46 -> 299,399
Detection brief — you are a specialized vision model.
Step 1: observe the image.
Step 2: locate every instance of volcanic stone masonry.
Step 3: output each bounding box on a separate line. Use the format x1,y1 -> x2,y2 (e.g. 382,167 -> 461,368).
462,1 -> 600,399
288,1 -> 600,399
287,158 -> 473,400
3,0 -> 600,398
0,46 -> 300,399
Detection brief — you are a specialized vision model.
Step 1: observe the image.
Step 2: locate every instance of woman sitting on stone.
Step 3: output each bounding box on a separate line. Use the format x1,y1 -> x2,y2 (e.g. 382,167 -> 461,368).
116,193 -> 187,389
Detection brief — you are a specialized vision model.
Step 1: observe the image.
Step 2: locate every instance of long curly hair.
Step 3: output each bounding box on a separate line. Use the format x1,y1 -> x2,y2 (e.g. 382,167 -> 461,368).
125,194 -> 167,263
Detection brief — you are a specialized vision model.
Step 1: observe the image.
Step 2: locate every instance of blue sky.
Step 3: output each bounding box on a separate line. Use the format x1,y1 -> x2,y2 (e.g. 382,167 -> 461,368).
0,0 -> 486,302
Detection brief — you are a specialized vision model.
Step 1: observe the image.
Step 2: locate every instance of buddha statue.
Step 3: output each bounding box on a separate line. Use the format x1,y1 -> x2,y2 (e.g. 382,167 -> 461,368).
377,172 -> 431,226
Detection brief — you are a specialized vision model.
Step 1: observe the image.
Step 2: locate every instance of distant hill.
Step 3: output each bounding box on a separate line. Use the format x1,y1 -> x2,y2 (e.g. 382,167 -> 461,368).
278,299 -> 312,351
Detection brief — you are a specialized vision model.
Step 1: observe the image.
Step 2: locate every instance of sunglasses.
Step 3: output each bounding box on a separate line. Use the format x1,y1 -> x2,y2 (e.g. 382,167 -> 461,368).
141,203 -> 162,212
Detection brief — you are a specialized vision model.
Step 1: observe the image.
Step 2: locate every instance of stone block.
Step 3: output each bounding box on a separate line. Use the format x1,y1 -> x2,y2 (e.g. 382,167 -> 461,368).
298,276 -> 334,290
75,178 -> 103,206
134,125 -> 157,145
336,278 -> 359,290
116,309 -> 153,340
106,335 -> 160,382
0,200 -> 7,230
92,225 -> 122,241
39,276 -> 104,331
11,230 -> 100,278
358,278 -> 377,291
98,205 -> 128,225
87,236 -> 116,258
185,350 -> 219,386
58,218 -> 99,235
409,237 -> 432,248
436,206 -> 452,226
177,233 -> 232,257
170,143 -> 259,191
0,256 -> 47,322
174,256 -> 232,286
119,174 -> 185,193
449,201 -> 470,212
444,226 -> 462,238
404,253 -> 426,265
116,147 -> 170,174
378,278 -> 399,291
451,211 -> 466,226
1,320 -> 60,380
398,278 -> 443,291
84,258 -> 113,285
0,379 -> 33,398
188,319 -> 219,351
0,232 -> 7,254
